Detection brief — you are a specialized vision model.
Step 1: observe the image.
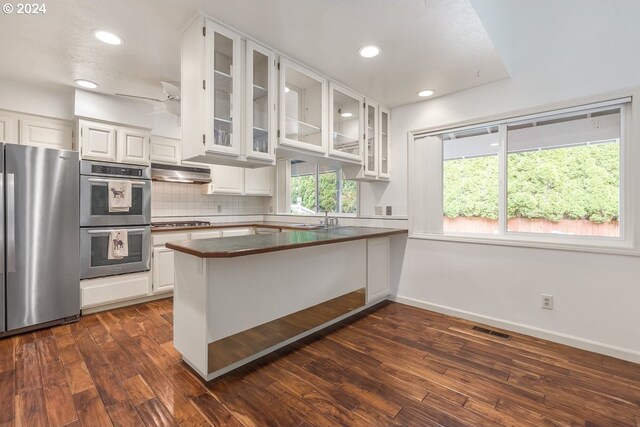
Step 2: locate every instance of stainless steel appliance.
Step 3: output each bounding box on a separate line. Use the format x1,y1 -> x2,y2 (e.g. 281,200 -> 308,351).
1,144 -> 80,335
80,161 -> 151,279
151,162 -> 211,184
80,161 -> 151,227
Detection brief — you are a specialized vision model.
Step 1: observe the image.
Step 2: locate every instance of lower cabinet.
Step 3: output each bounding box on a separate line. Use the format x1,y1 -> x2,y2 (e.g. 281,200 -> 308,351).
222,227 -> 254,237
80,271 -> 150,310
367,237 -> 390,303
152,247 -> 176,294
151,231 -> 189,294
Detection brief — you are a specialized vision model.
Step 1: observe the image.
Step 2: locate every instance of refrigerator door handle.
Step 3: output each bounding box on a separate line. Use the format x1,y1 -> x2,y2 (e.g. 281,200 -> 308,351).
7,173 -> 15,273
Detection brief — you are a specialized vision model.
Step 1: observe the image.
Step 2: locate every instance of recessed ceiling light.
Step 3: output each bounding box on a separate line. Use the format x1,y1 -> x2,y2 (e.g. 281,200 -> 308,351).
75,79 -> 98,89
94,30 -> 123,46
490,142 -> 499,147
341,112 -> 353,118
418,89 -> 435,97
284,87 -> 290,93
358,45 -> 381,58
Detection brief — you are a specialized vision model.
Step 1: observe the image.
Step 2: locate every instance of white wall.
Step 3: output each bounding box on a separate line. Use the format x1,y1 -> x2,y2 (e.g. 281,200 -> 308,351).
386,0 -> 640,362
0,78 -> 74,119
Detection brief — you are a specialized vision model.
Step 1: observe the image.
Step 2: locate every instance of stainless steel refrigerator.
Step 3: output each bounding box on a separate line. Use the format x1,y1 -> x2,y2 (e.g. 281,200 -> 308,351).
1,143 -> 80,334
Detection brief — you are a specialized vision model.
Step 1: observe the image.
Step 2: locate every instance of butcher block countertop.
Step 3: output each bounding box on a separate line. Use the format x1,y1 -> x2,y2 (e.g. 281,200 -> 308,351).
165,226 -> 408,258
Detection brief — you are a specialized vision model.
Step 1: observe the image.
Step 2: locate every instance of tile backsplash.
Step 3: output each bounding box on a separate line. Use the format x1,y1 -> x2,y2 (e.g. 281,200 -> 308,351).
152,182 -> 271,218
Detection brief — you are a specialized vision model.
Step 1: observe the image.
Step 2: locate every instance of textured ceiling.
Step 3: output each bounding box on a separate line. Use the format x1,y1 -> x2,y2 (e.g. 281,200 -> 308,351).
0,0 -> 510,108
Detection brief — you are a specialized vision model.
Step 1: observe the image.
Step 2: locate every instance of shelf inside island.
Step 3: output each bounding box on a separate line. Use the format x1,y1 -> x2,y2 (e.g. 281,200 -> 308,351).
168,227 -> 407,380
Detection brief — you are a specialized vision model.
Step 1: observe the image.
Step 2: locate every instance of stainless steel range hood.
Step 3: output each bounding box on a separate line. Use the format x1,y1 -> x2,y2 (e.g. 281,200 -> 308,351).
151,163 -> 211,183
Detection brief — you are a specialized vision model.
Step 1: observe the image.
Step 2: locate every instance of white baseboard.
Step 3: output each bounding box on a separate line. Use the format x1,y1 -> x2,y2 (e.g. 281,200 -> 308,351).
81,293 -> 172,315
389,295 -> 640,365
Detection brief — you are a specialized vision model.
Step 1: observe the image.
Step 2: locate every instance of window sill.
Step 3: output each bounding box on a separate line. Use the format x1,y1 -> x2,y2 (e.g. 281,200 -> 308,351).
408,232 -> 639,257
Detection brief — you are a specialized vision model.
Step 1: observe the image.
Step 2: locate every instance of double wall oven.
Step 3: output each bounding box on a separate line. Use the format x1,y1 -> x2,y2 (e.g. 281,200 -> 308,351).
80,161 -> 151,279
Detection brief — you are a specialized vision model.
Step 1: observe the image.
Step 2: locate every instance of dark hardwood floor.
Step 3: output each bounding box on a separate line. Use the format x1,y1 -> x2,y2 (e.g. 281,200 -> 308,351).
0,298 -> 639,426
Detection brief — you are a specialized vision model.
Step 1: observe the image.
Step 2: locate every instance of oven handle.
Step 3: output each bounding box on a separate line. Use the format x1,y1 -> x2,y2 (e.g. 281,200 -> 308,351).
87,228 -> 147,235
87,178 -> 147,186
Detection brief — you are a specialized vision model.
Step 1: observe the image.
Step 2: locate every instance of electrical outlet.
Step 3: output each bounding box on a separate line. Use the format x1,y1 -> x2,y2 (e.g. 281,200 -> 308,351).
217,204 -> 222,213
386,206 -> 392,216
541,294 -> 553,310
374,206 -> 383,215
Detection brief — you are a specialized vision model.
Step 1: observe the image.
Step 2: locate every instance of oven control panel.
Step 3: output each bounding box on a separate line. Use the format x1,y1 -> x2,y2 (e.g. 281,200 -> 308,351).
91,165 -> 143,177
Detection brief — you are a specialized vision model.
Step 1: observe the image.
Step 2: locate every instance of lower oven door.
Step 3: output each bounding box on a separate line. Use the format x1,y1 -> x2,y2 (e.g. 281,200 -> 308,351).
80,226 -> 151,279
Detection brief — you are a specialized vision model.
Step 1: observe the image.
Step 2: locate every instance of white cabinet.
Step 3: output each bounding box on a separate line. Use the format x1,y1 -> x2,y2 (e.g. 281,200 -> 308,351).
366,237 -> 390,302
19,117 -> 73,150
151,231 -> 188,295
152,247 -> 176,294
207,20 -> 243,157
80,272 -> 150,310
222,227 -> 254,237
78,119 -> 150,164
279,58 -> 327,154
182,17 -> 276,167
190,230 -> 223,240
209,164 -> 244,194
119,127 -> 150,165
79,120 -> 118,161
244,166 -> 273,196
150,136 -> 181,164
379,107 -> 391,179
245,41 -> 277,162
343,99 -> 391,182
0,113 -> 18,143
0,111 -> 72,149
329,82 -> 363,162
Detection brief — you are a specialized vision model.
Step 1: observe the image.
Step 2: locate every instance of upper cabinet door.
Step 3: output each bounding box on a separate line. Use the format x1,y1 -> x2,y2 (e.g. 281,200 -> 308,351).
150,136 -> 181,165
378,107 -> 391,179
118,127 -> 150,165
329,82 -> 363,162
0,113 -> 18,144
245,41 -> 276,162
80,120 -> 117,162
19,117 -> 73,150
279,58 -> 327,154
206,21 -> 242,157
364,101 -> 378,177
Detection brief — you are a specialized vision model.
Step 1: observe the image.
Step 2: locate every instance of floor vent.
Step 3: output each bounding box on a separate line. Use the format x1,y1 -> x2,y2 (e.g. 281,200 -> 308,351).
472,326 -> 512,339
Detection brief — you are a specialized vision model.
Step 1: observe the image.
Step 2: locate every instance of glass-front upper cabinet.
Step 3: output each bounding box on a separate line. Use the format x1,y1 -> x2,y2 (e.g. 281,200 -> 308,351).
329,82 -> 363,162
379,107 -> 391,179
364,101 -> 378,177
245,41 -> 276,161
206,21 -> 242,156
279,58 -> 327,153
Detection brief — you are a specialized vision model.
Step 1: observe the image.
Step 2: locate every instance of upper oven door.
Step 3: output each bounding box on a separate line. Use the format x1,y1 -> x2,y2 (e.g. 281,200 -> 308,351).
80,176 -> 151,227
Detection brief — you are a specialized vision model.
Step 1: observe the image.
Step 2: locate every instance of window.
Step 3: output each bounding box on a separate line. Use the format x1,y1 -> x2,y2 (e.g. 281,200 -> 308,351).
410,97 -> 630,249
289,160 -> 357,215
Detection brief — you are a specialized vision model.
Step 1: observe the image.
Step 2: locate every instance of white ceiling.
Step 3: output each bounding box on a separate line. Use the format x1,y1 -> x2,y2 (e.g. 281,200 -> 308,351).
0,0 -> 510,108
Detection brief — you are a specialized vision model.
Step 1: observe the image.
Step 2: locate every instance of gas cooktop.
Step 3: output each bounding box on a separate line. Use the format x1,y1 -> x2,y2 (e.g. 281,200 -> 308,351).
151,221 -> 211,228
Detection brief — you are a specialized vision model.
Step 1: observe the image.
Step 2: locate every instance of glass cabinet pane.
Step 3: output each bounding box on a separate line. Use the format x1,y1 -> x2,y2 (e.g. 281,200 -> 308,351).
366,104 -> 377,173
380,110 -> 389,175
332,88 -> 361,157
251,49 -> 270,154
213,31 -> 235,149
283,65 -> 323,148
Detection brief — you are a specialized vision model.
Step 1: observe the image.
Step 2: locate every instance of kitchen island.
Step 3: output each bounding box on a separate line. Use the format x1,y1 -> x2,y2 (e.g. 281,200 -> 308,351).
167,226 -> 407,381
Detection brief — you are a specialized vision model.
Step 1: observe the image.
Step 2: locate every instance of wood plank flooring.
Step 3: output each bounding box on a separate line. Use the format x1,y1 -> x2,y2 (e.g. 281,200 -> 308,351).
0,298 -> 638,426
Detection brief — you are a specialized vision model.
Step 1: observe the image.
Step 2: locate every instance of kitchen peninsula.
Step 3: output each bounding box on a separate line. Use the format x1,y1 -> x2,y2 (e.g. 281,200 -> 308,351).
167,226 -> 407,380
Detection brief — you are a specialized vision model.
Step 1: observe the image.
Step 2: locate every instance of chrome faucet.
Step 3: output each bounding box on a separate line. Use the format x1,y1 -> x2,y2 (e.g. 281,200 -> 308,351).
320,209 -> 339,229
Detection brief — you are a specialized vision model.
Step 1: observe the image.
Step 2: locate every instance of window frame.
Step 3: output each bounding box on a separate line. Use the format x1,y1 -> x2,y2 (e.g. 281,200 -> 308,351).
285,160 -> 359,216
408,94 -> 639,256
